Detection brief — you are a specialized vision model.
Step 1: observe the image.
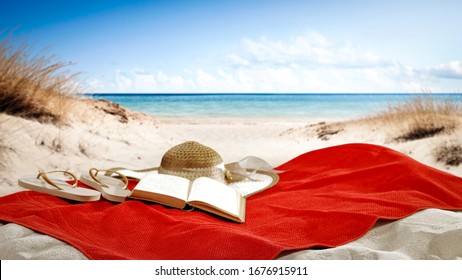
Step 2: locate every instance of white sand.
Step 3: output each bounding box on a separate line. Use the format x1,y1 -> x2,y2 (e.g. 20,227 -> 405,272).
0,97 -> 461,259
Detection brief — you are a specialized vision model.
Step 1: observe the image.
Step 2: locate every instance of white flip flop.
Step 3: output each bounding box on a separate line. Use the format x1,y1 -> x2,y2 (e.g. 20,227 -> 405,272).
79,168 -> 130,202
18,170 -> 101,202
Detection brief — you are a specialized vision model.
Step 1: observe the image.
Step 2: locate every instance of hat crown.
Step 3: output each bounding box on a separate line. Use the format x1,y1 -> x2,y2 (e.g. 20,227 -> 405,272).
159,141 -> 225,182
160,141 -> 223,170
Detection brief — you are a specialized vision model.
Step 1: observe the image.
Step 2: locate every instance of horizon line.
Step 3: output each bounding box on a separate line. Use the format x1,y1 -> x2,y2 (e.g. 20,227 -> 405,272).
83,92 -> 462,96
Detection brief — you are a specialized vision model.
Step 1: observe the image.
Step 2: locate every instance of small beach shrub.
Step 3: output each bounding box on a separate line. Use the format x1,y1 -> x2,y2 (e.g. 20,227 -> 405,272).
434,142 -> 462,166
316,124 -> 343,141
0,32 -> 80,123
394,124 -> 447,142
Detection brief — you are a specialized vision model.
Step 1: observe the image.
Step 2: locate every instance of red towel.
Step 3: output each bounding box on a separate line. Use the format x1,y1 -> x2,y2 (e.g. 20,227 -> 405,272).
1,143 -> 462,259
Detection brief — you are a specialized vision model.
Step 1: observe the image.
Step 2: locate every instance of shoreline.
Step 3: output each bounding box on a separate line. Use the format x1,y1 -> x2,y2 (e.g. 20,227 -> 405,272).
154,115 -> 343,125
87,93 -> 462,124
88,92 -> 462,96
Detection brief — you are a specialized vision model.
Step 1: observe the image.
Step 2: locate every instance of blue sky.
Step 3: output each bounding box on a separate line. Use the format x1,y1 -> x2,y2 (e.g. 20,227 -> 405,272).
2,0 -> 462,93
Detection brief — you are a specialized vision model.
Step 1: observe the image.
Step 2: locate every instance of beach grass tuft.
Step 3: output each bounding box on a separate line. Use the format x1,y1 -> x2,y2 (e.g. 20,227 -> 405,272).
434,142 -> 462,166
395,124 -> 447,142
0,32 -> 80,123
316,124 -> 343,141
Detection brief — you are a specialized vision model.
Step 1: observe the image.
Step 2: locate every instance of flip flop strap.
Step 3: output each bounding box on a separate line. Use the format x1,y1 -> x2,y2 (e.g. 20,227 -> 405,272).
89,168 -> 129,190
37,170 -> 78,190
104,167 -> 158,176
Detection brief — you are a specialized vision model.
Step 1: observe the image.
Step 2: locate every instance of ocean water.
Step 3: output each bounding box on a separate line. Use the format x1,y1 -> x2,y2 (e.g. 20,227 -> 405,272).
90,94 -> 462,121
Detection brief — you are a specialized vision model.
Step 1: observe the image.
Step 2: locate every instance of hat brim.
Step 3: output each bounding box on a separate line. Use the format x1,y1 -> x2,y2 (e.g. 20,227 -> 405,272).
228,170 -> 279,197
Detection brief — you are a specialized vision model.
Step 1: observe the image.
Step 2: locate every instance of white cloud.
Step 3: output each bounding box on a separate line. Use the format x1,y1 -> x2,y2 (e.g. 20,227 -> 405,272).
84,78 -> 104,92
100,33 -> 461,93
359,69 -> 394,88
157,71 -> 192,90
225,54 -> 250,66
132,68 -> 157,90
195,69 -> 219,89
111,69 -> 196,93
425,61 -> 462,79
115,69 -> 133,91
114,69 -> 155,92
241,32 -> 389,67
401,82 -> 428,93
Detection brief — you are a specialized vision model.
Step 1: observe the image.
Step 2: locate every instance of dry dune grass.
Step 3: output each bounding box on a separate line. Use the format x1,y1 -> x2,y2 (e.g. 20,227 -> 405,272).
367,96 -> 462,167
0,32 -> 83,162
0,32 -> 80,123
434,141 -> 462,166
369,96 -> 462,142
284,96 -> 462,168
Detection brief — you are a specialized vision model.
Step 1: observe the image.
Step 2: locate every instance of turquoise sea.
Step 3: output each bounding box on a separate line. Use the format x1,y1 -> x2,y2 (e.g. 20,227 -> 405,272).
91,94 -> 462,121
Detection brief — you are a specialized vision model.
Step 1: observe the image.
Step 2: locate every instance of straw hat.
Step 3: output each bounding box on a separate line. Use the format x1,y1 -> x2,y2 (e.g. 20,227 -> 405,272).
159,141 -> 228,183
157,141 -> 279,196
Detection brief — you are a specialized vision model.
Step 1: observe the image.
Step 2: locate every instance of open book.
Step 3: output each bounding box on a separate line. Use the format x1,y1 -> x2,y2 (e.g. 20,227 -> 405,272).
129,173 -> 246,223
118,169 -> 279,198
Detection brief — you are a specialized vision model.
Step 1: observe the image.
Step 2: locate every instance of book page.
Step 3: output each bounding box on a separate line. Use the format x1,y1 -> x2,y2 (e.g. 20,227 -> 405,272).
131,173 -> 191,202
187,177 -> 241,216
